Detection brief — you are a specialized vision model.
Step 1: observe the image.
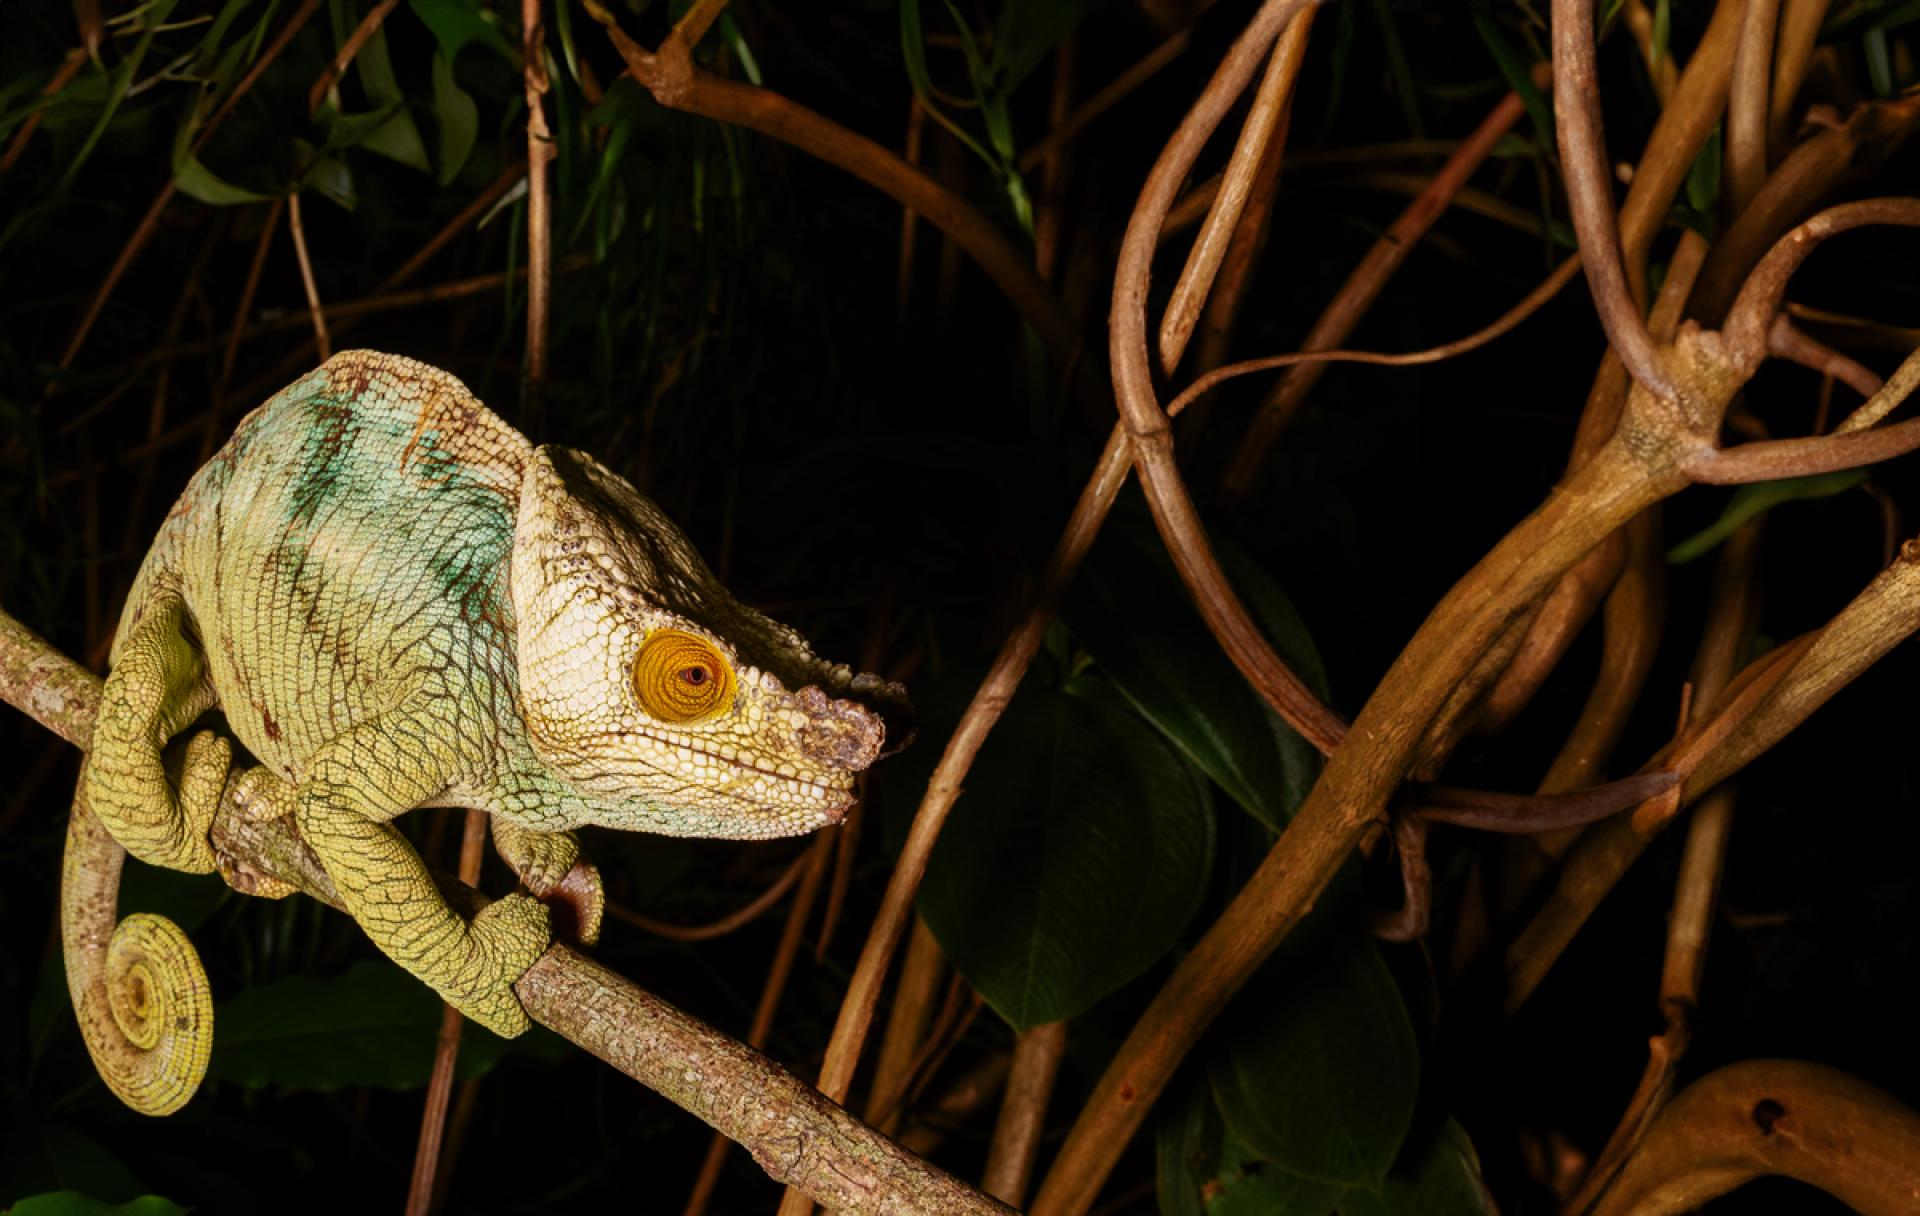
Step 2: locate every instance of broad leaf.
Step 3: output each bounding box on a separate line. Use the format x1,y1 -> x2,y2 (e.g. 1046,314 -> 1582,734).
1069,516 -> 1324,832
208,961 -> 568,1091
353,30 -> 431,172
915,680 -> 1214,1029
174,157 -> 270,206
431,52 -> 477,186
1338,1120 -> 1496,1215
1211,920 -> 1419,1189
409,0 -> 517,65
1157,1082 -> 1348,1216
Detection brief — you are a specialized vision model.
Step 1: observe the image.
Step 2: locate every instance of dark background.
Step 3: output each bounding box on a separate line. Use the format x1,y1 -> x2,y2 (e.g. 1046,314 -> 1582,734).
2,2 -> 1917,1212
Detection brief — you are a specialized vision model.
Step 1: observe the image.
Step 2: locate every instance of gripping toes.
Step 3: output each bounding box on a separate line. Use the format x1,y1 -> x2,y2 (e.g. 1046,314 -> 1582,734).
229,765 -> 297,822
156,730 -> 230,871
450,894 -> 551,1037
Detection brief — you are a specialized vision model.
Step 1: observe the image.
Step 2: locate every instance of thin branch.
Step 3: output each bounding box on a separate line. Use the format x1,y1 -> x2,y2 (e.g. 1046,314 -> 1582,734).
1769,0 -> 1835,155
1413,772 -> 1679,833
606,848 -> 809,943
1768,316 -> 1885,399
1157,8 -> 1314,372
307,0 -> 402,115
1220,80 -> 1540,499
0,607 -> 1012,1216
981,1022 -> 1067,1208
1111,0 -> 1344,756
1725,0 -> 1781,214
1017,26 -> 1193,173
286,193 -> 332,360
220,197 -> 285,394
523,0 -> 553,404
405,809 -> 489,1216
0,48 -> 88,178
1165,253 -> 1582,418
585,0 -> 1078,364
1551,0 -> 1679,402
58,0 -> 324,371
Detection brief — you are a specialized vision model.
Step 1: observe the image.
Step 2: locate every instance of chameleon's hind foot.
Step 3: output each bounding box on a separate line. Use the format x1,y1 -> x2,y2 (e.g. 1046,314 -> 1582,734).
450,893 -> 551,1038
229,765 -> 296,822
151,730 -> 231,873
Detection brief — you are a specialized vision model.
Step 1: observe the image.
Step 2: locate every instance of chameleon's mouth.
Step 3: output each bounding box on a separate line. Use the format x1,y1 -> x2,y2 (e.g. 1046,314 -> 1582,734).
639,729 -> 855,807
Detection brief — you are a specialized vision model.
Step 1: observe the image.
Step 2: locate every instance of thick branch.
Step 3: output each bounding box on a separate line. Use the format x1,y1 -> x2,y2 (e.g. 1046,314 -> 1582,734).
1589,1060 -> 1920,1216
0,606 -> 1010,1216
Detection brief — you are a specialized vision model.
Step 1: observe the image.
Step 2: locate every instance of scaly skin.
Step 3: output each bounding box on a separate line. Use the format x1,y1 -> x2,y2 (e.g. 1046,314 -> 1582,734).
73,351 -> 905,1113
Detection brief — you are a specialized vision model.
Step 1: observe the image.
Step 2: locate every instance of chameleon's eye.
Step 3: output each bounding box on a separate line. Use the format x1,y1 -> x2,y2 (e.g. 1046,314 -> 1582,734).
633,629 -> 734,723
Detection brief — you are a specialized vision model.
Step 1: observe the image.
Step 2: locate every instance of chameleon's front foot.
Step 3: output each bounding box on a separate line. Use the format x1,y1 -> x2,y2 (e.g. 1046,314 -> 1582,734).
443,893 -> 551,1037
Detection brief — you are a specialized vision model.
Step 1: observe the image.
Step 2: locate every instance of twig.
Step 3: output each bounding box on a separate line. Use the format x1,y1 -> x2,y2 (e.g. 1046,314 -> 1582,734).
980,1022 -> 1067,1208
1017,27 -> 1193,173
58,0 -> 324,371
1219,81 -> 1539,500
1725,0 -> 1781,214
522,0 -> 553,404
606,849 -> 809,942
1164,253 -> 1582,418
1157,9 -> 1314,372
1551,0 -> 1678,403
585,0 -> 1078,364
286,193 -> 332,360
0,48 -> 88,178
1768,316 -> 1884,399
0,607 -> 1012,1216
405,809 -> 489,1216
220,198 -> 286,394
1111,0 -> 1343,756
864,918 -> 947,1136
307,0 -> 402,115
1769,0 -> 1835,156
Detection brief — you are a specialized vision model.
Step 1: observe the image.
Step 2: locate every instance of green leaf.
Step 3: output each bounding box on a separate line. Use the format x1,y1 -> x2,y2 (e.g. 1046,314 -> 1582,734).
430,52 -> 477,186
1211,921 -> 1419,1189
1864,26 -> 1894,97
1652,0 -> 1672,68
1337,1120 -> 1496,1215
1471,13 -> 1553,154
990,0 -> 1091,93
208,960 -> 569,1092
1069,522 -> 1323,833
1667,470 -> 1866,564
354,29 -> 432,172
1156,1083 -> 1348,1216
409,0 -> 517,65
3,1197 -> 184,1216
54,0 -> 177,196
174,156 -> 271,205
717,11 -> 763,86
914,681 -> 1214,1029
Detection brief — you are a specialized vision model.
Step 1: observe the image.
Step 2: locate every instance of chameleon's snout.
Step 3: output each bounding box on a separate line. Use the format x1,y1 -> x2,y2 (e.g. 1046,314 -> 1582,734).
793,686 -> 889,773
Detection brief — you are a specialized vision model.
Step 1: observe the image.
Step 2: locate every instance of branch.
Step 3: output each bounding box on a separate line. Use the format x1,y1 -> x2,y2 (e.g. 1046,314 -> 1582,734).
1552,0 -> 1680,402
582,0 -> 1078,365
1588,1060 -> 1920,1216
0,606 -> 1011,1216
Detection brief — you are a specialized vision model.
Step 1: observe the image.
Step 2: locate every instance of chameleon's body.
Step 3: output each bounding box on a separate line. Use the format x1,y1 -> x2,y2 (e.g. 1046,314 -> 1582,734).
69,351 -> 900,1114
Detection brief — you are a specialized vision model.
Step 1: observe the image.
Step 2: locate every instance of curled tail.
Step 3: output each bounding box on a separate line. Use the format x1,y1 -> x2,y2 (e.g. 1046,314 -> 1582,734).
62,783 -> 213,1116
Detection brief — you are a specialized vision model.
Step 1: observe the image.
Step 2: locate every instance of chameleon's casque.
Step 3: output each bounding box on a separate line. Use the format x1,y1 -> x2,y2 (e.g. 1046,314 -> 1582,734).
66,351 -> 906,1115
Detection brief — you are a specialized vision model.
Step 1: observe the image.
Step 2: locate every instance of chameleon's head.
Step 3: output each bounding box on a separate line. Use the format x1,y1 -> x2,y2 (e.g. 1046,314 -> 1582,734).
508,446 -> 908,839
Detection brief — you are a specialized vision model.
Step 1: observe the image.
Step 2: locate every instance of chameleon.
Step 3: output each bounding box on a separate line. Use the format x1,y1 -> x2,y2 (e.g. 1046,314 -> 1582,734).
64,350 -> 906,1116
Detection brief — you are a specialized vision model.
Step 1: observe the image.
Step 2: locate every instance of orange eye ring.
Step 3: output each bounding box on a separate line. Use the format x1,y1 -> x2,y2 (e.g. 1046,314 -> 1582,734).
633,629 -> 734,724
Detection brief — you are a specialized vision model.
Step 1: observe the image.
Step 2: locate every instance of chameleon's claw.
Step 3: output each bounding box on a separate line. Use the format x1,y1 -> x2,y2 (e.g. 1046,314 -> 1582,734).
214,845 -> 298,899
451,893 -> 551,1038
542,861 -> 604,947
